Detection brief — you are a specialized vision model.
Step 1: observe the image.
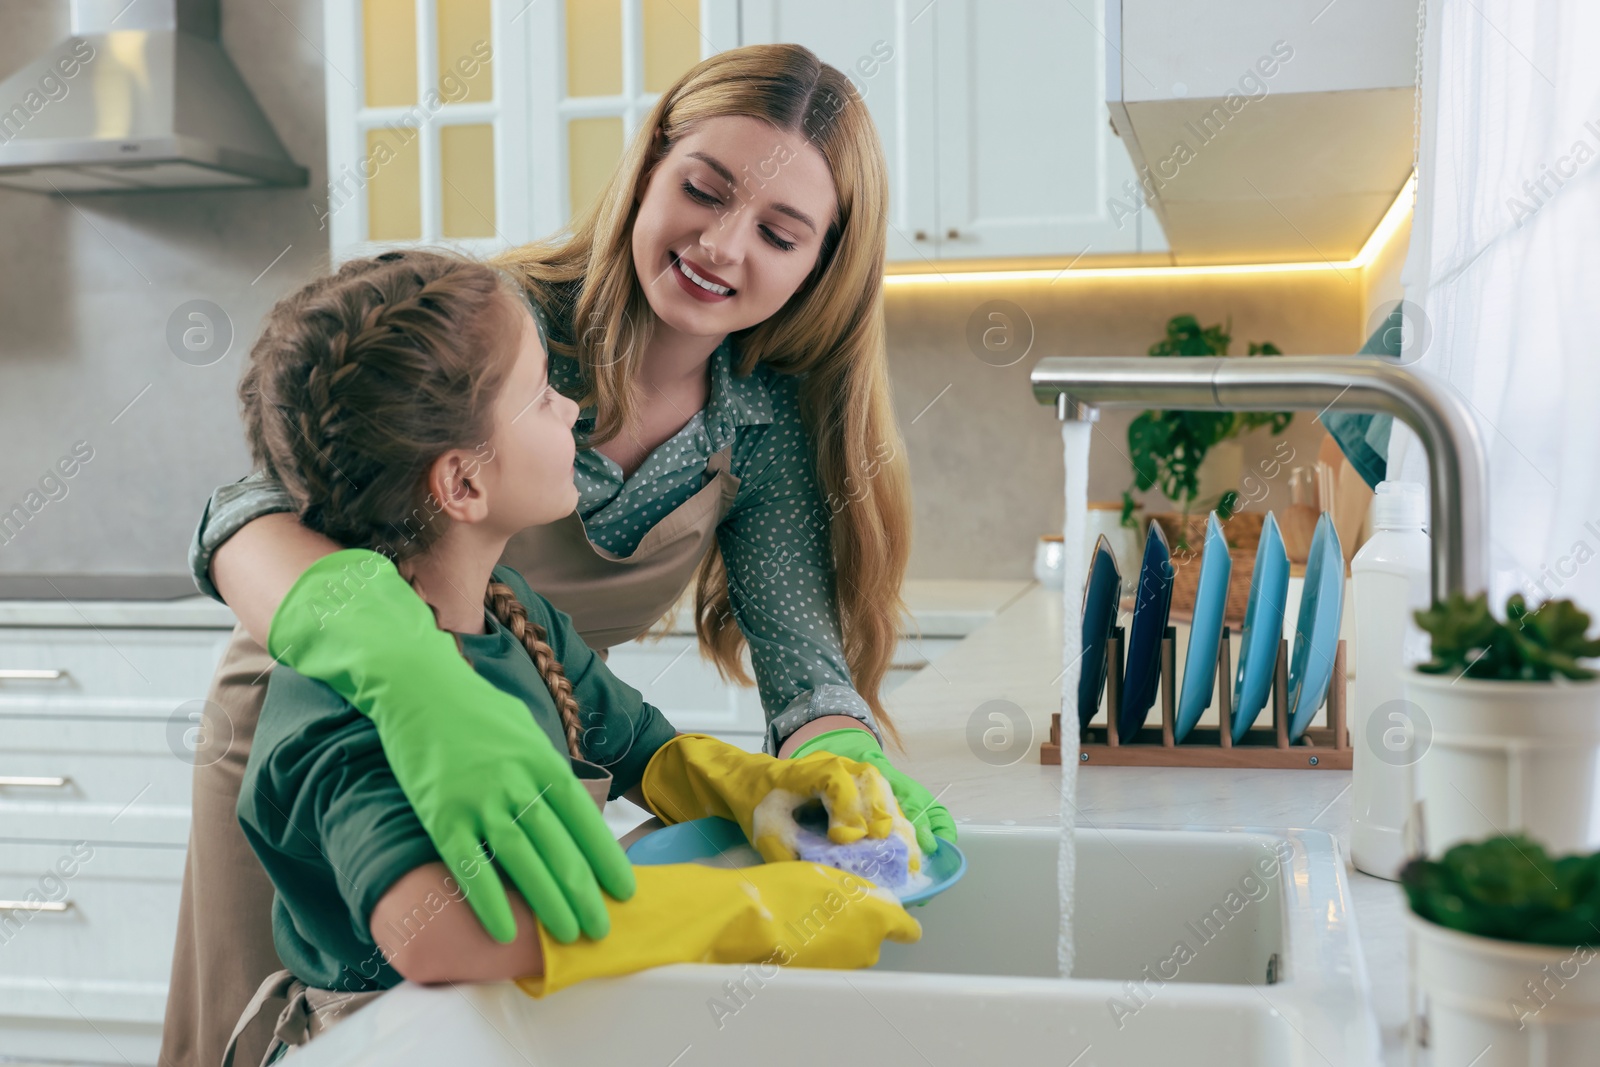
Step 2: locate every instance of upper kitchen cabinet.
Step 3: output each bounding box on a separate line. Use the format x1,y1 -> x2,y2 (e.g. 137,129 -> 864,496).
1105,0 -> 1418,264
324,0 -> 1153,264
322,0 -> 737,262
741,0 -> 1159,263
323,0 -> 525,259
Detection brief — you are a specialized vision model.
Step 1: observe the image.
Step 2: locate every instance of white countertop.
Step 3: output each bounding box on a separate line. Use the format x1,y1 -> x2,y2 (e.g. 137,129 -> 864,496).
0,577 -> 1035,637
884,581 -> 1410,1065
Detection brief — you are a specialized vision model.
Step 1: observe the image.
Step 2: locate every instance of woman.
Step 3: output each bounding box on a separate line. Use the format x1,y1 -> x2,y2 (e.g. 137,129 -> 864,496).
161,43 -> 953,1067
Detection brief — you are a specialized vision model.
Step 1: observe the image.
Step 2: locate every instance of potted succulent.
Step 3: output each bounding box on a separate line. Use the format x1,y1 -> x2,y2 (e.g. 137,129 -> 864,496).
1408,593 -> 1600,858
1402,836 -> 1600,1063
1121,314 -> 1292,615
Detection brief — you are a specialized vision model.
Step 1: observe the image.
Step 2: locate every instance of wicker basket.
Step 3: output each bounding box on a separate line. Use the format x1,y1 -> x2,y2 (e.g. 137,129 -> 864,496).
1150,511 -> 1265,625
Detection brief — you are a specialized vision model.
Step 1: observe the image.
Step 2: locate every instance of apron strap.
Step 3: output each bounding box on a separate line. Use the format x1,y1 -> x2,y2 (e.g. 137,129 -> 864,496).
219,969 -> 298,1067
221,968 -> 385,1067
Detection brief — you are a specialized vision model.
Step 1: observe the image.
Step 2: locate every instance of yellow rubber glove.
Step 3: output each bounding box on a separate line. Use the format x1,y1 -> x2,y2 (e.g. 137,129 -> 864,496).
517,861 -> 921,997
640,733 -> 917,866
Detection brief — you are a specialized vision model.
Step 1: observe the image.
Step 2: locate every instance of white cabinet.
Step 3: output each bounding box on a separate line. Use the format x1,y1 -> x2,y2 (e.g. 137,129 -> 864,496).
0,618 -> 234,1065
322,0 -> 1162,265
740,0 -> 1162,261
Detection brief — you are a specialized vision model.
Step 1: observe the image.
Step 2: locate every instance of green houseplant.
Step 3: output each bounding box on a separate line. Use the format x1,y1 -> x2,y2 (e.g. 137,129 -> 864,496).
1415,592 -> 1600,680
1120,314 -> 1294,543
1402,835 -> 1600,1060
1406,590 -> 1600,868
1402,834 -> 1600,946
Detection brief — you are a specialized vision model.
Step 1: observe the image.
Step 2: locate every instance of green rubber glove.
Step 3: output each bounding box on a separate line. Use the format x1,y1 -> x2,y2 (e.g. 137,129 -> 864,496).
267,548 -> 634,945
789,727 -> 956,855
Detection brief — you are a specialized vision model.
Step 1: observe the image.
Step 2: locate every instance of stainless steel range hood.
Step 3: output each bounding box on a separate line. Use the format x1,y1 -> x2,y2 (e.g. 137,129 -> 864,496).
0,0 -> 307,193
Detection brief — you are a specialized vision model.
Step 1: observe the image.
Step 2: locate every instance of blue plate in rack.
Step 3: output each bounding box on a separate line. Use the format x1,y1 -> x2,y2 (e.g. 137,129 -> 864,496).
1231,512 -> 1289,742
1175,512 -> 1232,742
625,816 -> 968,907
1118,522 -> 1173,743
1078,534 -> 1122,729
1287,513 -> 1345,741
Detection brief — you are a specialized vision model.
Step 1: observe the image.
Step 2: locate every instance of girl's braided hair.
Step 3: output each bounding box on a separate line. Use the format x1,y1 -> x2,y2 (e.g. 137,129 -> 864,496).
239,249 -> 586,758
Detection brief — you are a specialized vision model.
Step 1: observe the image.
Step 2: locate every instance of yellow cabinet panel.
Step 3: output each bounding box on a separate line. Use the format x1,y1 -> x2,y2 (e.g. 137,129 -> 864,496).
437,0 -> 493,103
567,116 -> 623,221
643,0 -> 700,93
566,0 -> 623,97
441,124 -> 497,238
366,127 -> 423,240
363,0 -> 418,108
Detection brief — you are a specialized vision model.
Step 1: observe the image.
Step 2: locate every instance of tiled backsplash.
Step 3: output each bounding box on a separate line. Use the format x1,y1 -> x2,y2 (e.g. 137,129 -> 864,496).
887,272 -> 1369,579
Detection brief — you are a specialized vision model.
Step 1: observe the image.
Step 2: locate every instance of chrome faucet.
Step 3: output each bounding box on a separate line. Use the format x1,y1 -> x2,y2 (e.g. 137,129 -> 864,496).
1030,356 -> 1488,604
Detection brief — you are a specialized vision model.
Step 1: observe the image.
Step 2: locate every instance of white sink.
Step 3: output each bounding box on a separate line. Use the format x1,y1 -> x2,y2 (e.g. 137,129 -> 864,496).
291,824 -> 1380,1066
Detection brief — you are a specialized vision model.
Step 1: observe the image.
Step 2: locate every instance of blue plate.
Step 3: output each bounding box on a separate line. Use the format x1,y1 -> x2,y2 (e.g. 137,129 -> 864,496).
1231,512 -> 1289,742
1175,512 -> 1233,742
625,816 -> 968,907
1118,522 -> 1174,743
1078,534 -> 1122,729
1287,514 -> 1345,741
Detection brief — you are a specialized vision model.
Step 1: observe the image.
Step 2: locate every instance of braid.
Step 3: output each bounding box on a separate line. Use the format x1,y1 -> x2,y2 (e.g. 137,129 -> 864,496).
485,581 -> 585,759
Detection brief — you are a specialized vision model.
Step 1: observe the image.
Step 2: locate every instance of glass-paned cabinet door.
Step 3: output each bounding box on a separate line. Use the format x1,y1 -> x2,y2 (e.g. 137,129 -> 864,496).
324,0 -> 531,261
522,0 -> 740,240
326,1 -> 740,261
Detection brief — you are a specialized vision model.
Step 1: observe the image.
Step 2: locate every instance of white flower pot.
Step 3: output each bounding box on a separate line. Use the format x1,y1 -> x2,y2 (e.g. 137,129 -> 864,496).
1407,672 -> 1600,856
1409,912 -> 1600,1067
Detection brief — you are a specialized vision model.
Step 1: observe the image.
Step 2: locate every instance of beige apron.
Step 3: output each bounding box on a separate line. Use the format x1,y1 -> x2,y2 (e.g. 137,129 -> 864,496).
159,446 -> 739,1067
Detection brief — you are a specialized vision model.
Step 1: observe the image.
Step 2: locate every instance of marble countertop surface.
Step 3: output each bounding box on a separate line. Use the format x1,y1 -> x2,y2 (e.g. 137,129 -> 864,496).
883,581 -> 1411,1065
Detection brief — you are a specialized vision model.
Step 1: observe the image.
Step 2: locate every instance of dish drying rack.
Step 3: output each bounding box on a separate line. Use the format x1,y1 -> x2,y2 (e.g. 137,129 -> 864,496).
1040,624 -> 1351,769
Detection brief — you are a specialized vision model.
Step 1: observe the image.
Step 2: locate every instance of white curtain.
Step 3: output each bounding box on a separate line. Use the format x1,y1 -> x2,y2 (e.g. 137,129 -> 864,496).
1390,0 -> 1600,611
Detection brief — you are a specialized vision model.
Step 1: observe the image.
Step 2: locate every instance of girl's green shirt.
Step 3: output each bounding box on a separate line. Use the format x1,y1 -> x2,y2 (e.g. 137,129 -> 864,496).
235,565 -> 676,992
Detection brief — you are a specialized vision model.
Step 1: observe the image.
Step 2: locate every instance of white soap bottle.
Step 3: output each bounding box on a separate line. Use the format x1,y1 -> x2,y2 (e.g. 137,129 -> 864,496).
1350,481 -> 1431,881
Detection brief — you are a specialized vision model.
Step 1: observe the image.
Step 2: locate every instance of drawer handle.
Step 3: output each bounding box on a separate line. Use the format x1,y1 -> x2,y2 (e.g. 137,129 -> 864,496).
0,669 -> 65,681
889,662 -> 928,672
0,899 -> 71,913
0,776 -> 70,788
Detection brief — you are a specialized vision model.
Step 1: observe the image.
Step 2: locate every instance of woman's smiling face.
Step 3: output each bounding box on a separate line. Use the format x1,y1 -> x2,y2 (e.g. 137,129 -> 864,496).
631,114 -> 840,339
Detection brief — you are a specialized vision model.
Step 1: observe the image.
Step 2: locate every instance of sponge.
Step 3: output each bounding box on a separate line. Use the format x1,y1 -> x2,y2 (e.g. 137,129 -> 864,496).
793,825 -> 914,889
784,792 -> 927,894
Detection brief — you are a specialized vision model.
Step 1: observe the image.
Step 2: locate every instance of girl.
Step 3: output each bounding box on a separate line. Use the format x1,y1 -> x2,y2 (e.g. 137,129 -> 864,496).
163,43 -> 952,1067
221,249 -> 921,1064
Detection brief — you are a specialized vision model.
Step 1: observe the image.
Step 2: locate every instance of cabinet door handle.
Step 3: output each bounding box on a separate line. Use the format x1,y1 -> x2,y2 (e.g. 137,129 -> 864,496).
0,776 -> 70,788
889,662 -> 928,672
913,230 -> 928,241
0,899 -> 71,913
946,228 -> 961,240
0,669 -> 64,681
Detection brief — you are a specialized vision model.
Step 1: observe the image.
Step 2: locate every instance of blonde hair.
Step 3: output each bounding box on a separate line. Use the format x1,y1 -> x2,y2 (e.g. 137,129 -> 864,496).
492,44 -> 912,746
240,249 -> 589,758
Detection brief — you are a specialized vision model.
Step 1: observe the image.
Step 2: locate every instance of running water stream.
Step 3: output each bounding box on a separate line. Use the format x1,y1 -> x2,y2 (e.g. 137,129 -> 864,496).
1056,420 -> 1092,977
